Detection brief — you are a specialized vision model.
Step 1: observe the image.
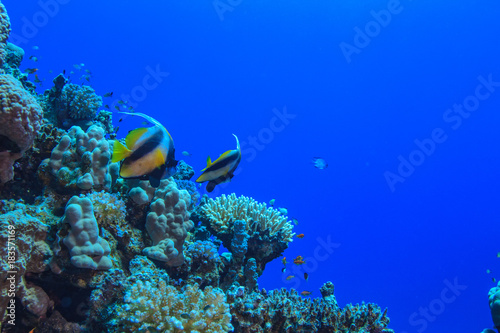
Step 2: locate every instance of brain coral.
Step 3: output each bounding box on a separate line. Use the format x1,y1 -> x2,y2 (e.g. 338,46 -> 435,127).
0,74 -> 43,183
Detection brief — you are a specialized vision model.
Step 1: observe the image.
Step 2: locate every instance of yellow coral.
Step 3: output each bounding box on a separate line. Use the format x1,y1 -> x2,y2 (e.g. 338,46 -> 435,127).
202,193 -> 295,243
113,281 -> 233,333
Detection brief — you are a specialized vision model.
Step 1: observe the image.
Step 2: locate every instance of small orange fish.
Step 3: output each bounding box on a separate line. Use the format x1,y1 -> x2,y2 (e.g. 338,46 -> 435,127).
281,257 -> 287,265
286,275 -> 295,280
296,233 -> 304,239
25,68 -> 38,74
301,291 -> 312,296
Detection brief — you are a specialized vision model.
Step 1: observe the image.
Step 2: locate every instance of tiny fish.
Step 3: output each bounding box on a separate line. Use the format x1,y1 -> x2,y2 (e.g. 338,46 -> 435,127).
493,277 -> 497,283
487,269 -> 492,274
296,233 -> 304,239
269,199 -> 275,206
300,291 -> 312,296
117,100 -> 127,105
141,121 -> 149,125
104,105 -> 110,109
24,68 -> 38,74
34,74 -> 42,84
29,55 -> 38,62
497,252 -> 500,258
286,275 -> 295,280
292,218 -> 299,226
128,106 -> 134,111
304,273 -> 309,281
32,45 -> 39,50
114,105 -> 120,111
282,267 -> 286,273
203,304 -> 211,311
118,118 -> 123,122
103,92 -> 113,98
281,257 -> 287,266
73,64 -> 81,70
180,313 -> 191,320
278,207 -> 288,215
312,157 -> 328,169
182,151 -> 192,157
294,259 -> 305,265
84,69 -> 91,74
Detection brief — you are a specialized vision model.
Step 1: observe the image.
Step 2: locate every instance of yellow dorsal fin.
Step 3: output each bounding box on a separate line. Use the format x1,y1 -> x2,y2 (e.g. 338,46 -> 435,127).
201,156 -> 212,172
112,140 -> 132,163
125,128 -> 148,148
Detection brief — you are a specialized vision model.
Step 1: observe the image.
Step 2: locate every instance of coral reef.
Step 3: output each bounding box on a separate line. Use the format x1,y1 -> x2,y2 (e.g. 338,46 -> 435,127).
194,194 -> 295,288
489,281 -> 500,331
111,280 -> 233,332
62,196 -> 112,270
0,1 -> 10,69
229,284 -> 392,333
38,125 -> 114,192
0,2 -> 395,330
0,208 -> 53,323
0,74 -> 43,183
143,178 -> 194,266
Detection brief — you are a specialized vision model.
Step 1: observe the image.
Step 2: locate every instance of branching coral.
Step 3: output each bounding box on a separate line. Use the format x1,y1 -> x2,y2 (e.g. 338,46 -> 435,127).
229,284 -> 392,333
202,193 -> 295,242
0,74 -> 43,183
111,281 -> 233,333
196,194 -> 295,286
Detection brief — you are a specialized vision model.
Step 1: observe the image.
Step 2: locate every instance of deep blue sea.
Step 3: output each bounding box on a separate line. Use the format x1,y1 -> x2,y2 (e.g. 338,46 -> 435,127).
4,0 -> 500,332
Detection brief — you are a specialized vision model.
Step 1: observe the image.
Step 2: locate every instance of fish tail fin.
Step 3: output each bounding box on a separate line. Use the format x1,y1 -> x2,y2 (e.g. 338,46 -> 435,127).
111,140 -> 132,163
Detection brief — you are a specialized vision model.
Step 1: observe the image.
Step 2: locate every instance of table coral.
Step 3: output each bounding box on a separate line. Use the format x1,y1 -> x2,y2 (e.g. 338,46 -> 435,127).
0,74 -> 43,183
62,196 -> 112,270
111,280 -> 233,333
196,194 -> 295,283
201,193 -> 295,242
143,178 -> 194,266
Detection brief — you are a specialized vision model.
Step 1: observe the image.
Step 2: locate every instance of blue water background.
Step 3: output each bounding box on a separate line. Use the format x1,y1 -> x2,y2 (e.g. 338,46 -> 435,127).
3,0 -> 500,332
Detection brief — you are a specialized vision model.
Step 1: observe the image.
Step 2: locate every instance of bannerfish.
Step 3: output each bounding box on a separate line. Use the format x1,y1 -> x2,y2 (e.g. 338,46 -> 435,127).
312,157 -> 328,169
196,134 -> 241,193
111,112 -> 177,187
